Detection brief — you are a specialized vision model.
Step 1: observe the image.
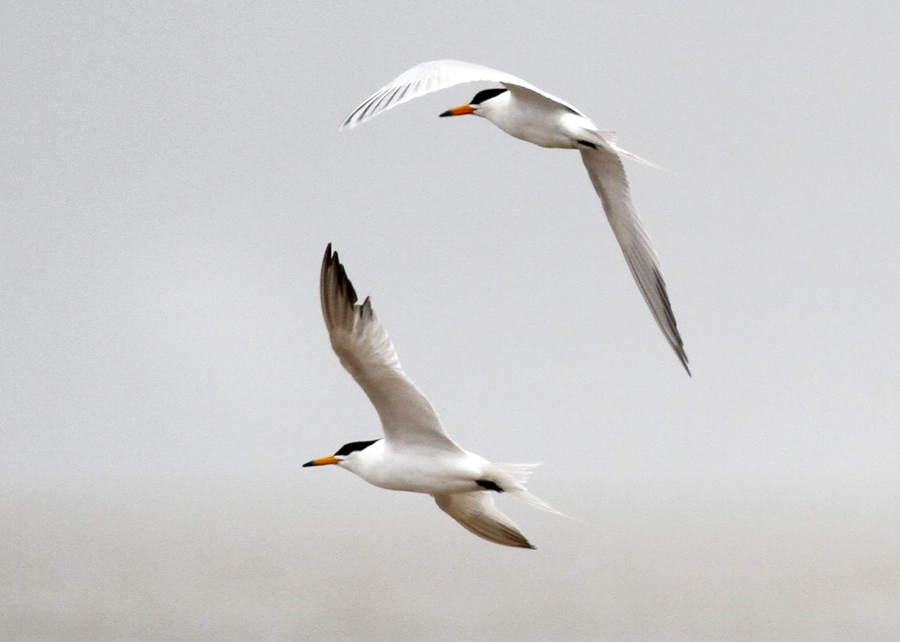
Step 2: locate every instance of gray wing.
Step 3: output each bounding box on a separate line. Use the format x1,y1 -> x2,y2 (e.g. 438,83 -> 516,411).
580,146 -> 690,374
320,244 -> 463,452
434,492 -> 535,549
340,59 -> 586,130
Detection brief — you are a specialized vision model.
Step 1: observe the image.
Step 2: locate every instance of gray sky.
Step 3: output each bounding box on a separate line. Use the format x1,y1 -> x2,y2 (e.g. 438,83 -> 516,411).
2,1 -> 899,640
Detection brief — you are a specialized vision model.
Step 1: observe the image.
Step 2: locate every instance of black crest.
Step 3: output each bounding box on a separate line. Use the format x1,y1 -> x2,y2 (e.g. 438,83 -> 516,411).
470,87 -> 508,105
335,439 -> 381,457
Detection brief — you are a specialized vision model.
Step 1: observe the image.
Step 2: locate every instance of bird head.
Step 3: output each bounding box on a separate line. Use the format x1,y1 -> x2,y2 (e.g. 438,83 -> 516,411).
439,87 -> 509,119
303,438 -> 381,471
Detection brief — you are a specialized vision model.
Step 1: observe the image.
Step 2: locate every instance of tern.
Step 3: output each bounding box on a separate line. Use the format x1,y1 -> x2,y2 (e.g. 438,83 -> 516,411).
341,59 -> 690,374
304,244 -> 559,549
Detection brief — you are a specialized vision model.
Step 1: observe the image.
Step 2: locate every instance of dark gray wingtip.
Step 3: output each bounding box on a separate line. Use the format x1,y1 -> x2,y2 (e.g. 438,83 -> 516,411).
514,537 -> 537,550
329,249 -> 358,305
360,296 -> 374,320
321,243 -> 360,309
651,266 -> 690,376
341,263 -> 358,304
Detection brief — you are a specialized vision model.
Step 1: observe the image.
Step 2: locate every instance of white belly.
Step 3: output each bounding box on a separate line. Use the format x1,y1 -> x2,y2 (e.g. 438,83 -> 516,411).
492,100 -> 590,149
357,446 -> 487,495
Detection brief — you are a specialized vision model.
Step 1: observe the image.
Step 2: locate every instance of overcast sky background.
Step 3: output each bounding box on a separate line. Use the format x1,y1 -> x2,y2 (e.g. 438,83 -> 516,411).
2,2 -> 899,640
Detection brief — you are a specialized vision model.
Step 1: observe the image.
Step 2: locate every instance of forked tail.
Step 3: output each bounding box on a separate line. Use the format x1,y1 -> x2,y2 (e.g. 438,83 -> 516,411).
487,463 -> 565,515
596,131 -> 663,169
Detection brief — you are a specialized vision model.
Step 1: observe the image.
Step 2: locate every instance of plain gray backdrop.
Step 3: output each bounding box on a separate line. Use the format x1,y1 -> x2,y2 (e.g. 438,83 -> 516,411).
2,1 -> 899,640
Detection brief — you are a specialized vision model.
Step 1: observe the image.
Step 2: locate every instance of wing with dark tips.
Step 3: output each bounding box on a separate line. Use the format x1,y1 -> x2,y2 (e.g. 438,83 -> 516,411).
340,59 -> 585,130
320,244 -> 463,451
434,492 -> 536,549
579,147 -> 690,374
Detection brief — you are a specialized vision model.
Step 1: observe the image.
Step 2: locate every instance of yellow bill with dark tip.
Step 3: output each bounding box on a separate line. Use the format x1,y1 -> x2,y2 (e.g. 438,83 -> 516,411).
303,455 -> 340,467
439,104 -> 476,117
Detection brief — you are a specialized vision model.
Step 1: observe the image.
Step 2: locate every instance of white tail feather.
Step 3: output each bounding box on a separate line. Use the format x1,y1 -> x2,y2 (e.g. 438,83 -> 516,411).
611,144 -> 663,169
488,463 -> 565,516
596,131 -> 663,169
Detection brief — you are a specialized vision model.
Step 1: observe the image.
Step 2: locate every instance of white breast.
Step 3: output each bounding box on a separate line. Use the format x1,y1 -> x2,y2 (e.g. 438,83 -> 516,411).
481,91 -> 591,149
353,441 -> 487,495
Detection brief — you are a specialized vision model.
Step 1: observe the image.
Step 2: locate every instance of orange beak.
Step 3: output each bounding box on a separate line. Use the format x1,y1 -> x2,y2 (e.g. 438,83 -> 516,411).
439,104 -> 476,117
302,455 -> 340,467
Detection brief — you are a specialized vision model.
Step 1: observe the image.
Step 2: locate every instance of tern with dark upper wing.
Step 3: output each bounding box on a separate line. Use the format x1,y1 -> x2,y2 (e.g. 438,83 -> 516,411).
305,244 -> 559,549
341,59 -> 690,374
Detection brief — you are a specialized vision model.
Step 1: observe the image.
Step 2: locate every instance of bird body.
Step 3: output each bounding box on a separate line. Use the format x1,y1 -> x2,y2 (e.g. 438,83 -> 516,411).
305,245 -> 557,549
474,89 -> 594,149
342,439 -> 488,495
341,59 -> 690,374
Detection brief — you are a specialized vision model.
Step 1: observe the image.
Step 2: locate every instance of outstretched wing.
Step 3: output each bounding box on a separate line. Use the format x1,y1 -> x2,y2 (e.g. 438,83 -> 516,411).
320,244 -> 463,452
580,146 -> 690,374
340,59 -> 586,130
434,492 -> 535,549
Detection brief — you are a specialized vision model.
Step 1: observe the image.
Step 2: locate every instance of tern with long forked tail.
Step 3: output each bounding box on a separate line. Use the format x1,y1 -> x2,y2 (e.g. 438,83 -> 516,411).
341,59 -> 690,374
305,244 -> 559,549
